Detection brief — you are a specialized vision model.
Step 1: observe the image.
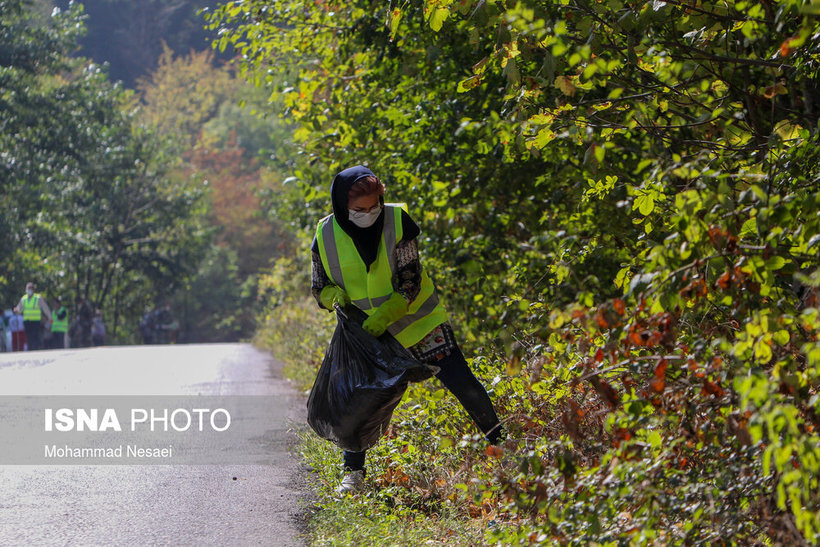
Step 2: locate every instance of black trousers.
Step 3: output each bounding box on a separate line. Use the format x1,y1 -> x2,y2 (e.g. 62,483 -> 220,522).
50,332 -> 66,349
23,321 -> 43,351
343,344 -> 501,472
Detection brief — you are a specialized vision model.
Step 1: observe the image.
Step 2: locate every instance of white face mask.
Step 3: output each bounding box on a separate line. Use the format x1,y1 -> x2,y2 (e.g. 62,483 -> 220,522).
26,289 -> 33,297
348,205 -> 382,228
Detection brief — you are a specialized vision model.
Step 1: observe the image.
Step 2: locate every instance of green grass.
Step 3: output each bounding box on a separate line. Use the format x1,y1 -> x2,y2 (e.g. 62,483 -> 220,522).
253,295 -> 512,544
298,430 -> 494,546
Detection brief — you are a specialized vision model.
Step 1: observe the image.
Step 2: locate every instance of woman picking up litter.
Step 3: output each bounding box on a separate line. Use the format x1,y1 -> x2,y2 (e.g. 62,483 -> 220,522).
311,165 -> 503,494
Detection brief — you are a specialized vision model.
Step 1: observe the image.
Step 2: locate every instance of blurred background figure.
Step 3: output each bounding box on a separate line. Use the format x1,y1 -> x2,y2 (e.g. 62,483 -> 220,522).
49,297 -> 70,349
15,282 -> 51,351
0,309 -> 8,352
157,303 -> 179,344
139,306 -> 156,344
91,309 -> 106,346
9,308 -> 25,351
69,297 -> 93,348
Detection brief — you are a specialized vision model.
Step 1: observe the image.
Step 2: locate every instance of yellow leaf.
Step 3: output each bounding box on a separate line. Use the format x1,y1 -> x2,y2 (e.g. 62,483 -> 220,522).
554,75 -> 577,97
528,127 -> 556,149
389,8 -> 402,40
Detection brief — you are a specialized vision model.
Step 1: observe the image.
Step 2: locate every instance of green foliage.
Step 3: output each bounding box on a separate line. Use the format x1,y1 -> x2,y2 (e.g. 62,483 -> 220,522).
136,46 -> 298,341
1,0 -> 209,341
254,253 -> 334,389
210,0 -> 820,543
180,245 -> 253,343
137,45 -> 235,153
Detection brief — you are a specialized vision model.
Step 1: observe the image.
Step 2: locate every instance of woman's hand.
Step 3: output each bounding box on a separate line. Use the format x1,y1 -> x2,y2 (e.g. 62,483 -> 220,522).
362,292 -> 408,337
319,285 -> 350,309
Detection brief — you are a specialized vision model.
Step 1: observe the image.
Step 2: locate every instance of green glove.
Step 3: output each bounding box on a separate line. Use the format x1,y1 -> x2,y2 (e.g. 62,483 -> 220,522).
319,285 -> 350,310
362,292 -> 409,337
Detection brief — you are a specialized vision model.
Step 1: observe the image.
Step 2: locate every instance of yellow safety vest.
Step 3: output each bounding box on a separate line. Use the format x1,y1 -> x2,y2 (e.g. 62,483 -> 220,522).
316,204 -> 447,348
21,294 -> 42,321
52,306 -> 69,333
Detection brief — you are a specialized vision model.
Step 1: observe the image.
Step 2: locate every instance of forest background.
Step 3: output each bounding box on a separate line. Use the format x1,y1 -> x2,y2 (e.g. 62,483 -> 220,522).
3,0 -> 820,544
1,0 -> 292,342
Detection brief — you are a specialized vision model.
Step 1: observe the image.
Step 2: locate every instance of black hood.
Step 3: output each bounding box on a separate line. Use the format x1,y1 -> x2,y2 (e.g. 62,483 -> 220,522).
330,164 -> 385,235
329,165 -> 385,267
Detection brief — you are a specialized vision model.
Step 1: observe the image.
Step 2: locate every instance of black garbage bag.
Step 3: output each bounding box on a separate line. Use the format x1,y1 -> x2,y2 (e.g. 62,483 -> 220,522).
306,305 -> 438,452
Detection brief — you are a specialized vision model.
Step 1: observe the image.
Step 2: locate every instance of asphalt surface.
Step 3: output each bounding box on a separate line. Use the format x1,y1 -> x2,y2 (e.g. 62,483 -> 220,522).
0,344 -> 312,546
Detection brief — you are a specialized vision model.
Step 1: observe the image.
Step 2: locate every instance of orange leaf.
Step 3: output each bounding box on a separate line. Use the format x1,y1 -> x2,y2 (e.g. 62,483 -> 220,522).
702,380 -> 724,397
654,358 -> 668,378
780,35 -> 799,57
614,427 -> 632,445
716,271 -> 731,290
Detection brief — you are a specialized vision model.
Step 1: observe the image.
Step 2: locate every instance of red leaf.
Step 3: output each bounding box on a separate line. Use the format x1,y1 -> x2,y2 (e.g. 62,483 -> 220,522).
654,358 -> 668,378
702,380 -> 724,397
716,271 -> 731,290
648,359 -> 667,393
780,35 -> 798,57
591,376 -> 620,408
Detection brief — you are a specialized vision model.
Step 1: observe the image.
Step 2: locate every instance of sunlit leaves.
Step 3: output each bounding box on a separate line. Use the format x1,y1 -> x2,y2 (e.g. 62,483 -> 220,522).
210,0 -> 820,542
423,0 -> 452,32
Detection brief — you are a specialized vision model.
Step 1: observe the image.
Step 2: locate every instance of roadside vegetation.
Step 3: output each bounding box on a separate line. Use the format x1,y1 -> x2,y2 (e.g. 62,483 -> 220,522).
5,0 -> 817,543
218,0 -> 820,544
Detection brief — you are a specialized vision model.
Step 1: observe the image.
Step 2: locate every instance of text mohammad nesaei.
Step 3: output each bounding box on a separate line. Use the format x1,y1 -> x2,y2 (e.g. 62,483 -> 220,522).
39,406 -> 232,461
44,444 -> 173,459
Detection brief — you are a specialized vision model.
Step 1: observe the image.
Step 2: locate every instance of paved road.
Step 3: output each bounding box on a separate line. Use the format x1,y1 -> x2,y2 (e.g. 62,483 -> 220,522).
0,344 -> 311,546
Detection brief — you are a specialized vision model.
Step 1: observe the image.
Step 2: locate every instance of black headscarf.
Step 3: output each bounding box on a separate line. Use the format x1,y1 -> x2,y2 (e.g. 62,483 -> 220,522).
312,165 -> 421,269
329,165 -> 386,268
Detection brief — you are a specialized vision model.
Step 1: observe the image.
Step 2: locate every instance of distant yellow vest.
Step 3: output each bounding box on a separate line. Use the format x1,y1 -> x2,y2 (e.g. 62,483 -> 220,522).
21,294 -> 42,321
52,306 -> 69,333
316,204 -> 447,348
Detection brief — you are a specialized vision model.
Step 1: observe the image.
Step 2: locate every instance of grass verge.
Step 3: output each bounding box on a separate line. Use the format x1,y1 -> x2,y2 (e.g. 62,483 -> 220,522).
254,296 -> 515,545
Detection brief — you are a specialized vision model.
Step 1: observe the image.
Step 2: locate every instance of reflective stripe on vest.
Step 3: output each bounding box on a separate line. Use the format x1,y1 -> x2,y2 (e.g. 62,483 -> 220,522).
22,295 -> 42,321
316,205 -> 447,348
52,307 -> 69,333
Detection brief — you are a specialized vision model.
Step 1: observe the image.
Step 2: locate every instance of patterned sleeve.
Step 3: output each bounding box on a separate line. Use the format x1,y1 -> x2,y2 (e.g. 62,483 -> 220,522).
395,239 -> 422,303
311,249 -> 331,308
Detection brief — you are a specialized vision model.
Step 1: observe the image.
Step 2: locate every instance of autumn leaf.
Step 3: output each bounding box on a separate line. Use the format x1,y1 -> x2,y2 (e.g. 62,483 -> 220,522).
562,399 -> 582,440
761,82 -> 788,99
649,359 -> 667,393
554,75 -> 577,97
590,376 -> 620,408
716,270 -> 731,290
779,34 -> 799,57
702,380 -> 724,398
